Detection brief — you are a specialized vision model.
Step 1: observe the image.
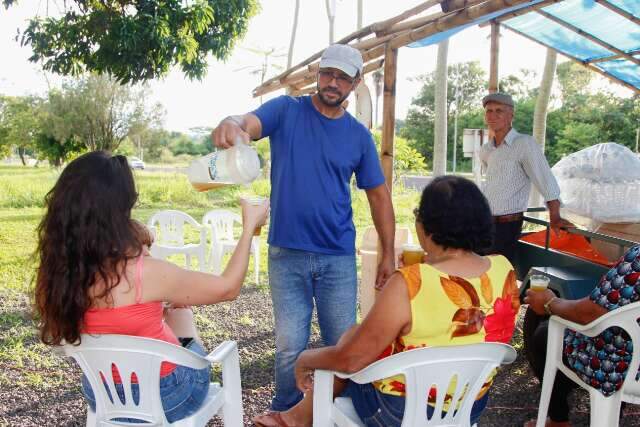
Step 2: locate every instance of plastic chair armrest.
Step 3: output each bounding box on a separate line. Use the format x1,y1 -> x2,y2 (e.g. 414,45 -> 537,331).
205,341 -> 238,363
548,303 -> 640,337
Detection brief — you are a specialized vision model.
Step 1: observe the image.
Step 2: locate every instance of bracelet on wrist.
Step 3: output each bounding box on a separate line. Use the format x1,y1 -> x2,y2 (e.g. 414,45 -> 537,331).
544,296 -> 557,316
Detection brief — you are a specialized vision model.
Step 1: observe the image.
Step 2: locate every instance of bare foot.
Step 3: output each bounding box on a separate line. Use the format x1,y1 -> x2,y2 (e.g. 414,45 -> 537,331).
253,411 -> 306,427
524,418 -> 571,427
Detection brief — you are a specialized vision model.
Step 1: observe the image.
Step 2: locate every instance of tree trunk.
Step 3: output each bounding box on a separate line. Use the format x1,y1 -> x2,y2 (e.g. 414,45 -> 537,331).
325,0 -> 336,44
18,147 -> 26,165
432,39 -> 449,177
287,0 -> 300,69
530,48 -> 557,208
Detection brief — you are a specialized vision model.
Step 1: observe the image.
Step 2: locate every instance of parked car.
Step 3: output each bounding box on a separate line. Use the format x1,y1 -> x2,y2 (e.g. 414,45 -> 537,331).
128,157 -> 145,170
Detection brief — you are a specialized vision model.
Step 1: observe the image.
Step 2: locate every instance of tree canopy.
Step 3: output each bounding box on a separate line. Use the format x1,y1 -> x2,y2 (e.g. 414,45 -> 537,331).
399,61 -> 639,171
4,0 -> 258,83
46,74 -> 163,152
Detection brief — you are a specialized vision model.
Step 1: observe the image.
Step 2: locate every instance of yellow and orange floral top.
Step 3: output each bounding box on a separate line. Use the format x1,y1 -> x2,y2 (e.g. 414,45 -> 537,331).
373,255 -> 519,401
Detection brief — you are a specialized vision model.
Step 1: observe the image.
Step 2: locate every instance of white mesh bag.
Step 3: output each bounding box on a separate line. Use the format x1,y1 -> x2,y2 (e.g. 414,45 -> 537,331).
552,142 -> 640,223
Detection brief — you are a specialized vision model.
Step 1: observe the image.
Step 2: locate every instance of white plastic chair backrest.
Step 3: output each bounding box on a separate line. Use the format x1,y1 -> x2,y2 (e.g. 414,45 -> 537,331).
202,210 -> 241,242
563,303 -> 640,399
148,210 -> 201,246
64,334 -> 209,426
339,343 -> 516,426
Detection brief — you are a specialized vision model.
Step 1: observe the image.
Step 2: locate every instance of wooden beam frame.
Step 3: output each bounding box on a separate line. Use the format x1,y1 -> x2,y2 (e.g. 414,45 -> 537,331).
387,0 -> 536,50
479,0 -> 563,27
371,0 -> 444,33
503,25 -> 640,94
536,9 -> 640,67
255,0 -> 440,92
594,0 -> 640,26
254,0 -> 534,97
587,48 -> 640,64
378,0 -> 489,36
254,45 -> 387,97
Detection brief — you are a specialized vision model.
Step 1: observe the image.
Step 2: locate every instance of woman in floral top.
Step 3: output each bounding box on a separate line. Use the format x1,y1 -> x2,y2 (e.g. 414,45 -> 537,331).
253,176 -> 519,427
524,245 -> 640,427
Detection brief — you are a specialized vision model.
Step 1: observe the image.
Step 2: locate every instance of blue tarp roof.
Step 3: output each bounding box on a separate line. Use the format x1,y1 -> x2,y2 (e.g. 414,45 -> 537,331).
410,0 -> 640,92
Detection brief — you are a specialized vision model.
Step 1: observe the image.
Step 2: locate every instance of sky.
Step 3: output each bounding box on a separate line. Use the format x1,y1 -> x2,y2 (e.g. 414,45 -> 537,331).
0,0 -> 616,133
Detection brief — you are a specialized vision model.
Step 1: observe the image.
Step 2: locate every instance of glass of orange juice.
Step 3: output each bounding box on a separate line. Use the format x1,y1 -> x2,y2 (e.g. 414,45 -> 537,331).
242,196 -> 267,236
402,244 -> 425,266
530,274 -> 550,292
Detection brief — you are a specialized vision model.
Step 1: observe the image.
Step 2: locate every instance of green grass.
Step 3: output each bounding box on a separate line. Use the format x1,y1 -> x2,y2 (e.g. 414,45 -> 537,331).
0,164 -> 421,391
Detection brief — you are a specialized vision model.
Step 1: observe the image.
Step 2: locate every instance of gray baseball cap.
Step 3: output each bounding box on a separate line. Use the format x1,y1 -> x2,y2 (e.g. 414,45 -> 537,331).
319,44 -> 363,78
482,92 -> 514,108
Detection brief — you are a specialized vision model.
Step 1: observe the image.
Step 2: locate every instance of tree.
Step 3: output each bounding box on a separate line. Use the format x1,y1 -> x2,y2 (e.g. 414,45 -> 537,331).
556,61 -> 592,111
6,0 -> 258,84
401,61 -> 486,166
555,121 -> 601,158
499,69 -> 537,102
0,95 -> 42,164
372,131 -> 426,177
47,74 -> 162,152
34,133 -> 84,167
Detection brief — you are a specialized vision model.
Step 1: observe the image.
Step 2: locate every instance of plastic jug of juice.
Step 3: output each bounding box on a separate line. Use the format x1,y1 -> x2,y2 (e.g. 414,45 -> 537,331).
187,139 -> 260,191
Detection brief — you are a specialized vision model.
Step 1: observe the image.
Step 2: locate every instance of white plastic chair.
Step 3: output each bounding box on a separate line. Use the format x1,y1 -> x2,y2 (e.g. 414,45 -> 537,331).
202,209 -> 260,283
536,303 -> 640,427
147,210 -> 208,272
313,342 -> 517,427
64,334 -> 243,426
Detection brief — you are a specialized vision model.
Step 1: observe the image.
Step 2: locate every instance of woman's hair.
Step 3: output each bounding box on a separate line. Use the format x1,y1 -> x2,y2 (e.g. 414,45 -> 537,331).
34,151 -> 145,345
416,175 -> 493,253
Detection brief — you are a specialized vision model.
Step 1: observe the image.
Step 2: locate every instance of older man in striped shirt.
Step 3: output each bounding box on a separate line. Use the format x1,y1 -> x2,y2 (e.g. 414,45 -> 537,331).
479,92 -> 573,264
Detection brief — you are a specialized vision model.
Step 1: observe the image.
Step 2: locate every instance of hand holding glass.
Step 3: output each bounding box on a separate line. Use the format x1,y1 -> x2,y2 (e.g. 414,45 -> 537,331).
241,196 -> 269,236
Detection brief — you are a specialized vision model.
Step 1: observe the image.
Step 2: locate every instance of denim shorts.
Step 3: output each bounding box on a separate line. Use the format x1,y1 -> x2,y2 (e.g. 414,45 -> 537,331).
81,339 -> 210,423
343,381 -> 489,426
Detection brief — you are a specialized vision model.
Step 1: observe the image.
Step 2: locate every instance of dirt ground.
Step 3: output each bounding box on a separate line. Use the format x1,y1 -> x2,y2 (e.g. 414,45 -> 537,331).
3,284 -> 640,427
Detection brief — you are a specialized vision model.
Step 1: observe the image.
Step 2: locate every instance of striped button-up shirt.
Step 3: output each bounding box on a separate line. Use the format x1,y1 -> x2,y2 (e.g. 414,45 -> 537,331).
479,128 -> 560,216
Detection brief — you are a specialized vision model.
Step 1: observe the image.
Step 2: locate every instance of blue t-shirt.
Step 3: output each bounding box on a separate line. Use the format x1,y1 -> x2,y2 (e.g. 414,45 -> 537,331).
252,95 -> 384,255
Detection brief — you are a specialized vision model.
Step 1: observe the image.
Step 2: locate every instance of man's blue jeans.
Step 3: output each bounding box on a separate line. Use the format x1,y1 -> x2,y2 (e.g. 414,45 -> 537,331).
268,245 -> 357,411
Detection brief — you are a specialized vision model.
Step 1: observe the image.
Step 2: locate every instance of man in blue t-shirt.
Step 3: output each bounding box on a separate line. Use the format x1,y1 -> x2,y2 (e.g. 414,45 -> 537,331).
212,44 -> 396,412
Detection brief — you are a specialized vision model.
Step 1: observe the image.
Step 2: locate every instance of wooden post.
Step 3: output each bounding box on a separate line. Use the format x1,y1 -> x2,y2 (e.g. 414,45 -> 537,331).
489,22 -> 500,93
376,43 -> 398,276
381,43 -> 398,190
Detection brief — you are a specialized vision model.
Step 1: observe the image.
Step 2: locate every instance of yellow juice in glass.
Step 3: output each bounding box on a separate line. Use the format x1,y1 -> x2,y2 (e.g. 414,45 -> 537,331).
530,275 -> 550,292
402,244 -> 425,266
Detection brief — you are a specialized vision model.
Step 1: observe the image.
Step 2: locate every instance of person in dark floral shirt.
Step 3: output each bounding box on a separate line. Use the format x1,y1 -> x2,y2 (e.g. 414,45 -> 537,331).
523,245 -> 640,427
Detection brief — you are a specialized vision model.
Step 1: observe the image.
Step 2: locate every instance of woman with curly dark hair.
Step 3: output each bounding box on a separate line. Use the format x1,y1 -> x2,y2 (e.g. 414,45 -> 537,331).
34,150 -> 269,423
254,175 -> 518,427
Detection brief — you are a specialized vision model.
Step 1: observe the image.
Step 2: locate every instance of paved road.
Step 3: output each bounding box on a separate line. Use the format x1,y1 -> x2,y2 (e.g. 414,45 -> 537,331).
144,165 -> 187,173
402,172 -> 481,191
401,175 -> 434,191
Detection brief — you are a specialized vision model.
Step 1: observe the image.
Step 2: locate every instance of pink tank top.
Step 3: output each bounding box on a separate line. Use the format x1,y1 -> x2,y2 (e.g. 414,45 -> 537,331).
83,256 -> 179,377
